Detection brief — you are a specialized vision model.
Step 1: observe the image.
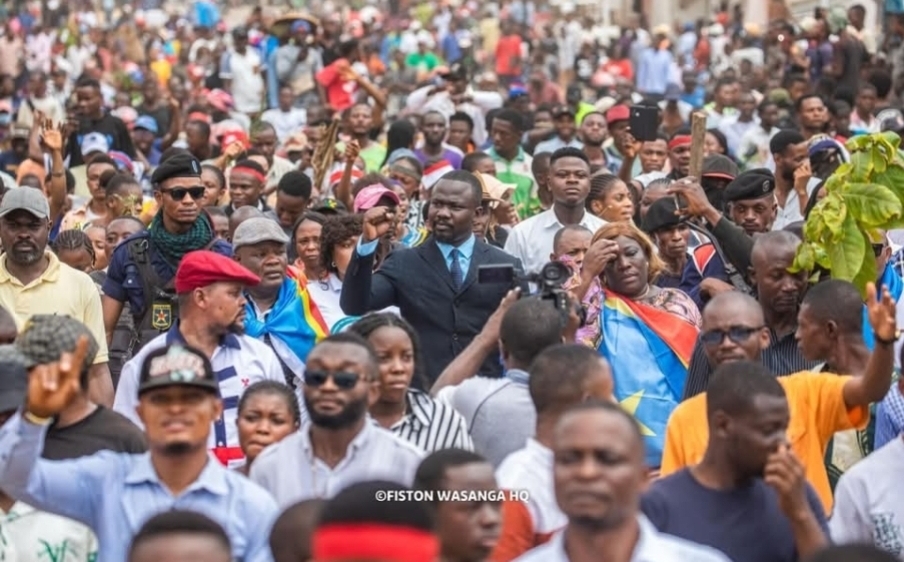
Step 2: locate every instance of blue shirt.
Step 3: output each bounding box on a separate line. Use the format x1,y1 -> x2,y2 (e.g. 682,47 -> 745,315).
358,234 -> 476,275
637,48 -> 672,95
875,383 -> 904,449
0,414 -> 278,562
103,232 -> 233,316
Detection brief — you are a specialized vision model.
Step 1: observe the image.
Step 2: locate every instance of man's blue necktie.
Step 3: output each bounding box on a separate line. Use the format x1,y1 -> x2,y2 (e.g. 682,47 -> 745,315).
449,248 -> 463,289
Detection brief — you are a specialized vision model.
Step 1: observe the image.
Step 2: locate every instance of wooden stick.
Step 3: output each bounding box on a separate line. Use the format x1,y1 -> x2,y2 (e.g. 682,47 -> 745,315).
688,111 -> 707,179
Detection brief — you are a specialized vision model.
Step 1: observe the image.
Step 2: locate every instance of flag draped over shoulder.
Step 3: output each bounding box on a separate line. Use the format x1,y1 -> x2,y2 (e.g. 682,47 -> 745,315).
597,291 -> 697,468
244,267 -> 328,362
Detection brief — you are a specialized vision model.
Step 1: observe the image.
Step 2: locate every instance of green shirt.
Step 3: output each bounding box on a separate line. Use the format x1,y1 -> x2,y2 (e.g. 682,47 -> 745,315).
405,52 -> 440,73
488,146 -> 540,219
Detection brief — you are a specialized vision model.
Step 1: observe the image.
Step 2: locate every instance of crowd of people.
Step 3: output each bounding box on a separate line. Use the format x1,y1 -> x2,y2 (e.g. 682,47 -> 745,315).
0,0 -> 903,561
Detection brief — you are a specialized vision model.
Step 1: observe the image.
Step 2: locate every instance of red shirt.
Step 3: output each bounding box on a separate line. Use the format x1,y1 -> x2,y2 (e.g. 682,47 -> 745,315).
495,35 -> 523,77
316,58 -> 359,112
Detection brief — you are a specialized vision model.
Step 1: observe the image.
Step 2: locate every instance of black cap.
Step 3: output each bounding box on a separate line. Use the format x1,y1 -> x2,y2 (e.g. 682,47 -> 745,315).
552,105 -> 575,118
0,345 -> 29,413
138,345 -> 219,396
17,315 -> 99,368
151,153 -> 203,186
723,168 -> 776,203
311,198 -> 348,215
441,62 -> 467,81
642,197 -> 683,234
701,154 -> 739,181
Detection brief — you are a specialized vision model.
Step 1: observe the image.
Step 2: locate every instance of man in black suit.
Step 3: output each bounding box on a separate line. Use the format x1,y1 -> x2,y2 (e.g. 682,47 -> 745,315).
341,170 -> 525,382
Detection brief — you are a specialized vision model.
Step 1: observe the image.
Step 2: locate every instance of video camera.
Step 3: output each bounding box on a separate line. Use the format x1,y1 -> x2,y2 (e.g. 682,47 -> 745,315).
478,261 -> 587,326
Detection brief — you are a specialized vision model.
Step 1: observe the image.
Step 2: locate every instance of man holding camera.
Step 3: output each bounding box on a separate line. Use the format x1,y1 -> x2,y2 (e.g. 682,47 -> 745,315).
340,170 -> 526,383
504,147 -> 605,275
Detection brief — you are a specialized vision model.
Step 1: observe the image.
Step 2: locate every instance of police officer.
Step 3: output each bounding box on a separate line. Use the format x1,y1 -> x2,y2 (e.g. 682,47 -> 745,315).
101,152 -> 233,356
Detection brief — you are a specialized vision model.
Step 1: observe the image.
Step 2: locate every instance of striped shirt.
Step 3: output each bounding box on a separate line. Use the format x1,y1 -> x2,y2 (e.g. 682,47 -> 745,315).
386,389 -> 473,453
113,327 -> 290,466
682,328 -> 821,400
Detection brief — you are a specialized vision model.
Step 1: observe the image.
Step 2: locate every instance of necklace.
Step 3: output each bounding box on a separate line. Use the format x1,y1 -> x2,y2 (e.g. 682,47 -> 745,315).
634,284 -> 653,301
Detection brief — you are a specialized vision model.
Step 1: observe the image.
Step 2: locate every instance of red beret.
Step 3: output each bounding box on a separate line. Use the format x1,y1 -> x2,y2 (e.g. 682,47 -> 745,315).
175,250 -> 261,294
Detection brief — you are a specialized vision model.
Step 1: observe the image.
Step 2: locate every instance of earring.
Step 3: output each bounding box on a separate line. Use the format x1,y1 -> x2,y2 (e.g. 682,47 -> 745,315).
331,262 -> 336,268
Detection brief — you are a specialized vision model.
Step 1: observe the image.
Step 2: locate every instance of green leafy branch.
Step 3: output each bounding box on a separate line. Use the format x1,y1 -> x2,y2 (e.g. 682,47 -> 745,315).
792,132 -> 904,297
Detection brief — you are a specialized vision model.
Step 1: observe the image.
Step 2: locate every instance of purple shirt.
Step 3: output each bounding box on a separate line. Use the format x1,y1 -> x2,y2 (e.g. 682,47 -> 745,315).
415,145 -> 464,170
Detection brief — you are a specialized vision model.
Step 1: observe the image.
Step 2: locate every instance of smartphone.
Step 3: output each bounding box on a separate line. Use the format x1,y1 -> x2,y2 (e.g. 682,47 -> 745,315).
629,105 -> 660,142
478,264 -> 515,285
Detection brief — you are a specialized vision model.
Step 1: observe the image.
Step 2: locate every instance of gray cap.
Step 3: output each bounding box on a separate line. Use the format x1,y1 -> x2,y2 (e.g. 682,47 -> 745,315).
0,188 -> 50,220
232,217 -> 290,250
0,345 -> 30,413
17,314 -> 99,368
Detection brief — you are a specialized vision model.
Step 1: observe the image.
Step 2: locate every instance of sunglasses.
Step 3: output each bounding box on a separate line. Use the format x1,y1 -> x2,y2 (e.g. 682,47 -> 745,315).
873,243 -> 886,258
162,186 -> 206,201
304,370 -> 361,390
700,326 -> 764,347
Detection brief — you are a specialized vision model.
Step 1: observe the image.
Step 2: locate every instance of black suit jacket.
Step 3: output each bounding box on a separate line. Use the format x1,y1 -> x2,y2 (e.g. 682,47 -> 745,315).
340,236 -> 526,383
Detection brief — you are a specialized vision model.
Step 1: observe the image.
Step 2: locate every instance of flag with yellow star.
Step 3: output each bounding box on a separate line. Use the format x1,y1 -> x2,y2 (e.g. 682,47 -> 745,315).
598,292 -> 698,468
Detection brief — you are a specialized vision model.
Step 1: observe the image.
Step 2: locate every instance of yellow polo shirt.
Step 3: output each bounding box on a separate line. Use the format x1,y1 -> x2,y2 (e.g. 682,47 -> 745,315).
0,251 -> 109,364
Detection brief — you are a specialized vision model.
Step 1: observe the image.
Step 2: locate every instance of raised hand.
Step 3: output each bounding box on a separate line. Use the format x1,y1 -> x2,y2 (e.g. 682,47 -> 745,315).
361,205 -> 396,243
866,282 -> 898,343
26,336 -> 91,419
42,120 -> 63,153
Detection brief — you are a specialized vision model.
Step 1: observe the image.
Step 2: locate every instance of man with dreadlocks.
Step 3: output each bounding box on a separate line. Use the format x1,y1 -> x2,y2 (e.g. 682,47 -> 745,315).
101,153 -> 232,357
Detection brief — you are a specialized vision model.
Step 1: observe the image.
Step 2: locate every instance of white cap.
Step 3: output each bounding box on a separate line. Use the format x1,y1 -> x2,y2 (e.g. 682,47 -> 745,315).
80,132 -> 110,156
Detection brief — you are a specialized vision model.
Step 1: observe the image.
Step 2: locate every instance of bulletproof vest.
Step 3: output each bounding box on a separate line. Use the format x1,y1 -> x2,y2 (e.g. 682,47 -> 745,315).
127,238 -> 180,355
91,270 -> 134,389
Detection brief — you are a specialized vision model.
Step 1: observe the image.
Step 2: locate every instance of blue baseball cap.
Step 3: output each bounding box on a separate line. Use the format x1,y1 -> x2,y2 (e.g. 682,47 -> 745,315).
134,115 -> 159,134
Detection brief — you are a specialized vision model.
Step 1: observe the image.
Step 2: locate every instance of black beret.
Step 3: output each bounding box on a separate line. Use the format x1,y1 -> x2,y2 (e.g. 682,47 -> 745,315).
723,168 -> 776,203
151,153 -> 202,185
642,197 -> 683,234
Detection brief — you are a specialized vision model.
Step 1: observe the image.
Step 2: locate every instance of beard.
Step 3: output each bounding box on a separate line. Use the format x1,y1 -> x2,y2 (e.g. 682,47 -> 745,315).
781,167 -> 795,182
9,242 -> 43,265
304,394 -> 369,430
160,441 -> 198,457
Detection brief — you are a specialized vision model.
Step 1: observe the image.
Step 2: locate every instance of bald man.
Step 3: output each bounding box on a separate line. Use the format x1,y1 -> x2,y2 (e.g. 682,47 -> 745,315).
683,232 -> 819,398
661,282 -> 898,512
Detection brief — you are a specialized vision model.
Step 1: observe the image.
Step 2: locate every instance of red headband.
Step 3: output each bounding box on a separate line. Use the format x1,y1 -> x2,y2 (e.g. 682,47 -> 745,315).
669,135 -> 692,150
231,166 -> 267,184
313,524 -> 439,562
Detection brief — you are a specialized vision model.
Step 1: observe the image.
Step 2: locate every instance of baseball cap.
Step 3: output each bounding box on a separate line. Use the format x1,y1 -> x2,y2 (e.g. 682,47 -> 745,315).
353,185 -> 401,213
174,250 -> 261,294
311,198 -> 348,215
232,217 -> 290,249
701,154 -> 739,181
80,132 -> 110,156
0,345 -> 30,413
10,126 -> 29,140
137,345 -> 219,396
0,187 -> 50,220
134,115 -> 159,135
605,105 -> 630,124
17,315 -> 99,369
552,105 -> 575,118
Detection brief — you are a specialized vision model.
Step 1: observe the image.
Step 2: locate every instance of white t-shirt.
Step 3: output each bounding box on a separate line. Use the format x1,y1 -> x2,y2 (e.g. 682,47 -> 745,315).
220,49 -> 266,114
830,436 -> 904,557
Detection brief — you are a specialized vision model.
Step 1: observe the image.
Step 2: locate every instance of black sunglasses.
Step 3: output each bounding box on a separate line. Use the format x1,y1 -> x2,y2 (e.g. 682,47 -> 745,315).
304,370 -> 361,390
700,326 -> 764,347
162,187 -> 206,201
873,243 -> 886,258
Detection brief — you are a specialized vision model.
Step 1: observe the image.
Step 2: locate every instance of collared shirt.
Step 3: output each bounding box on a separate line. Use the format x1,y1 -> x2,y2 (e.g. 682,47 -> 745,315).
533,137 -> 584,156
772,181 -> 821,231
875,382 -> 904,449
384,388 -> 473,452
0,251 -> 109,364
436,369 -> 535,467
307,272 -> 401,332
0,502 -> 97,562
250,420 -> 424,508
113,326 -> 289,462
512,516 -> 731,562
504,209 -> 606,275
0,414 -> 278,562
436,234 -> 476,276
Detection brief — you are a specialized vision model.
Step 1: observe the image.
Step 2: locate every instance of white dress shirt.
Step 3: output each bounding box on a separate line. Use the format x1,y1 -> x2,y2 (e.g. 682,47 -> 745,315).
250,420 -> 425,508
307,273 -> 400,333
503,208 -> 606,275
113,329 -> 289,464
513,515 -> 732,562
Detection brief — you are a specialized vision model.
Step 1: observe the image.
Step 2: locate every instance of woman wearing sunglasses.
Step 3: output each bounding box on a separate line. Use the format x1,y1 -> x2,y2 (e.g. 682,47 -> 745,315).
348,313 -> 472,453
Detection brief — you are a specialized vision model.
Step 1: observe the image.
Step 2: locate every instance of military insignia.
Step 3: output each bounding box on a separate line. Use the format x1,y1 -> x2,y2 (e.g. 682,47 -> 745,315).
151,303 -> 173,330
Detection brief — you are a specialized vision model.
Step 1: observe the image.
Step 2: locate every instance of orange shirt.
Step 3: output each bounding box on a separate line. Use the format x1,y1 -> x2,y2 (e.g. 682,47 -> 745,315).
661,372 -> 869,513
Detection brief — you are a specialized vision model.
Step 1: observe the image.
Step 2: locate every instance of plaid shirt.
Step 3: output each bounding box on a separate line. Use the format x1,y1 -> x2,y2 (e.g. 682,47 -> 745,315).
875,379 -> 904,449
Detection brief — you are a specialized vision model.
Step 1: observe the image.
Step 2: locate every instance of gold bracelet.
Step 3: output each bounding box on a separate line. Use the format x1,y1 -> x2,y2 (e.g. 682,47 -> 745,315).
23,411 -> 52,426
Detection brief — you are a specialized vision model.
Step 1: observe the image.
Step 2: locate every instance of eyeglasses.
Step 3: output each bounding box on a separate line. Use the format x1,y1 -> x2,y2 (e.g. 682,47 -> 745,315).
700,326 -> 764,347
161,187 -> 206,201
873,243 -> 886,257
304,370 -> 361,390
